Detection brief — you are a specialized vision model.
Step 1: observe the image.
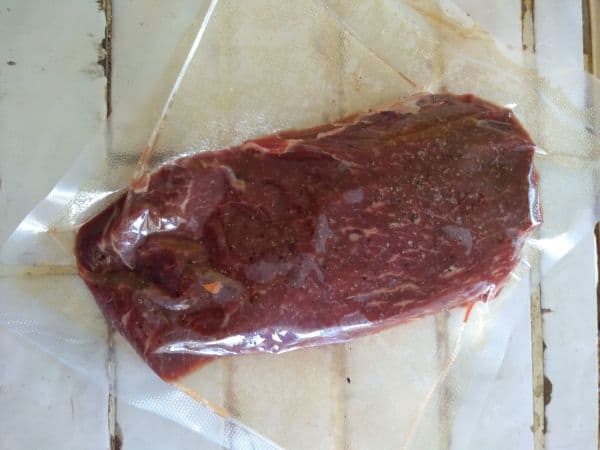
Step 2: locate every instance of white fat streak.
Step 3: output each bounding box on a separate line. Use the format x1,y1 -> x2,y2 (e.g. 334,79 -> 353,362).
366,200 -> 387,211
220,164 -> 246,191
363,227 -> 379,238
240,139 -> 300,154
316,123 -> 352,139
374,271 -> 407,280
315,93 -> 424,142
179,182 -> 194,211
347,282 -> 420,302
388,254 -> 402,263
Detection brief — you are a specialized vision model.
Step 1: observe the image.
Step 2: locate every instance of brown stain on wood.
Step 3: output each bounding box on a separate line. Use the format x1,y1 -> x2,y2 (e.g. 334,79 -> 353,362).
530,282 -> 545,441
521,0 -> 536,52
96,1 -> 119,449
540,375 -> 553,434
583,0 -> 600,75
0,265 -> 78,277
97,0 -> 112,116
109,422 -> 122,450
403,1 -> 486,40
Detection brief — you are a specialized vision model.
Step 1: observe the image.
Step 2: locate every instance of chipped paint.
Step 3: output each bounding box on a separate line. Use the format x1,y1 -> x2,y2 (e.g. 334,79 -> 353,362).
97,0 -> 112,115
521,0 -> 536,52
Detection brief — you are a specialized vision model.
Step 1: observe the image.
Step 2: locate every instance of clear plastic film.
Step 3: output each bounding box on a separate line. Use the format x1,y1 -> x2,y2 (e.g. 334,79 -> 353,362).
1,1 -> 598,449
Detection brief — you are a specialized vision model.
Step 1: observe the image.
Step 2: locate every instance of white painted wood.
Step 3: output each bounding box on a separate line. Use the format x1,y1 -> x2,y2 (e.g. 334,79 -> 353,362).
0,329 -> 109,450
0,1 -> 108,450
1,1 -> 596,449
110,1 -> 598,449
448,2 -> 535,449
116,391 -> 222,450
541,235 -> 598,450
453,0 -> 522,49
452,3 -> 598,450
0,0 -> 107,245
109,0 -> 212,163
462,294 -> 535,450
533,2 -> 599,449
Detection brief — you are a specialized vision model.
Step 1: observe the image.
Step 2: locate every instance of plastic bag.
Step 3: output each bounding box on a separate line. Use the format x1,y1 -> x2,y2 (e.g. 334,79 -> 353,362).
1,1 -> 598,449
74,92 -> 541,383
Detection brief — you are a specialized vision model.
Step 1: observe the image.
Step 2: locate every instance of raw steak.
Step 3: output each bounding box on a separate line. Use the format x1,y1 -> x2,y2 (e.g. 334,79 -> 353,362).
76,93 -> 540,381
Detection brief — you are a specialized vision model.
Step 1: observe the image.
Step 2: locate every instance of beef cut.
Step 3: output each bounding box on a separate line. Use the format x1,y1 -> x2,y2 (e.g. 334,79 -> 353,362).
76,93 -> 540,381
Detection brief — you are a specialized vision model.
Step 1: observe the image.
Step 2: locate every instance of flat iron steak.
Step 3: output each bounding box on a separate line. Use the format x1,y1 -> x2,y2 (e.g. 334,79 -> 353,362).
76,93 -> 540,381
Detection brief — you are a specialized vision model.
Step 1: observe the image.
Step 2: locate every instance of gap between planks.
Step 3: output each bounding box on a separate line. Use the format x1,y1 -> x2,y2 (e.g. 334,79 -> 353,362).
96,0 -> 120,449
520,2 -> 546,450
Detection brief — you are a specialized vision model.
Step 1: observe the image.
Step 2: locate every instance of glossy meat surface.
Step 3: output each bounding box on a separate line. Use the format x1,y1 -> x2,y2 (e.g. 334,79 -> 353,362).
76,93 -> 540,380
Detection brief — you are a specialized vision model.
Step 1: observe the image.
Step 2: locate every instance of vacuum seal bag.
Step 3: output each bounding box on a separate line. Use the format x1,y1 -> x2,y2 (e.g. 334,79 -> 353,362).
1,1 -> 598,449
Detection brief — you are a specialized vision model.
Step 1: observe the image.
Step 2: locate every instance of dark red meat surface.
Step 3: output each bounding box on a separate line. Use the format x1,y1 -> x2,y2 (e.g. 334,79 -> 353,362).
76,93 -> 540,381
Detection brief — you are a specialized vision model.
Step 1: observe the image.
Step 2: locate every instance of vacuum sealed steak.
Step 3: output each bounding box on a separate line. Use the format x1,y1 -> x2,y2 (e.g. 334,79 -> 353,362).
76,93 -> 540,381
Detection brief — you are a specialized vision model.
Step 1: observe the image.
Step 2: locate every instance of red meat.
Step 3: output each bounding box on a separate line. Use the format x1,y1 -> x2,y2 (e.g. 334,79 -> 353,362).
76,93 -> 540,381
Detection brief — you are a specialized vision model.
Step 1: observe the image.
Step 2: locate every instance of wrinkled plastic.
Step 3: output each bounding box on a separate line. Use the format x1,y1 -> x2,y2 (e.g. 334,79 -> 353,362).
1,1 -> 599,449
74,92 -> 541,384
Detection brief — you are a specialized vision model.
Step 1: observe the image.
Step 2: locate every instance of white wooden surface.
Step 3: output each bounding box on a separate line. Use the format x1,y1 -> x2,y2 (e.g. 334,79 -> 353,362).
534,3 -> 598,449
0,1 -> 108,449
0,1 -> 597,449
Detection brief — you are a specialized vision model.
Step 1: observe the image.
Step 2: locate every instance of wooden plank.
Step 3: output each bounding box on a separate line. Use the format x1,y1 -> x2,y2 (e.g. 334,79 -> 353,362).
0,329 -> 109,450
532,2 -> 598,450
0,0 -> 107,244
111,1 -> 549,448
0,1 -> 108,449
533,2 -> 598,450
29,1 -> 592,448
518,4 -> 545,450
584,3 -> 600,448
